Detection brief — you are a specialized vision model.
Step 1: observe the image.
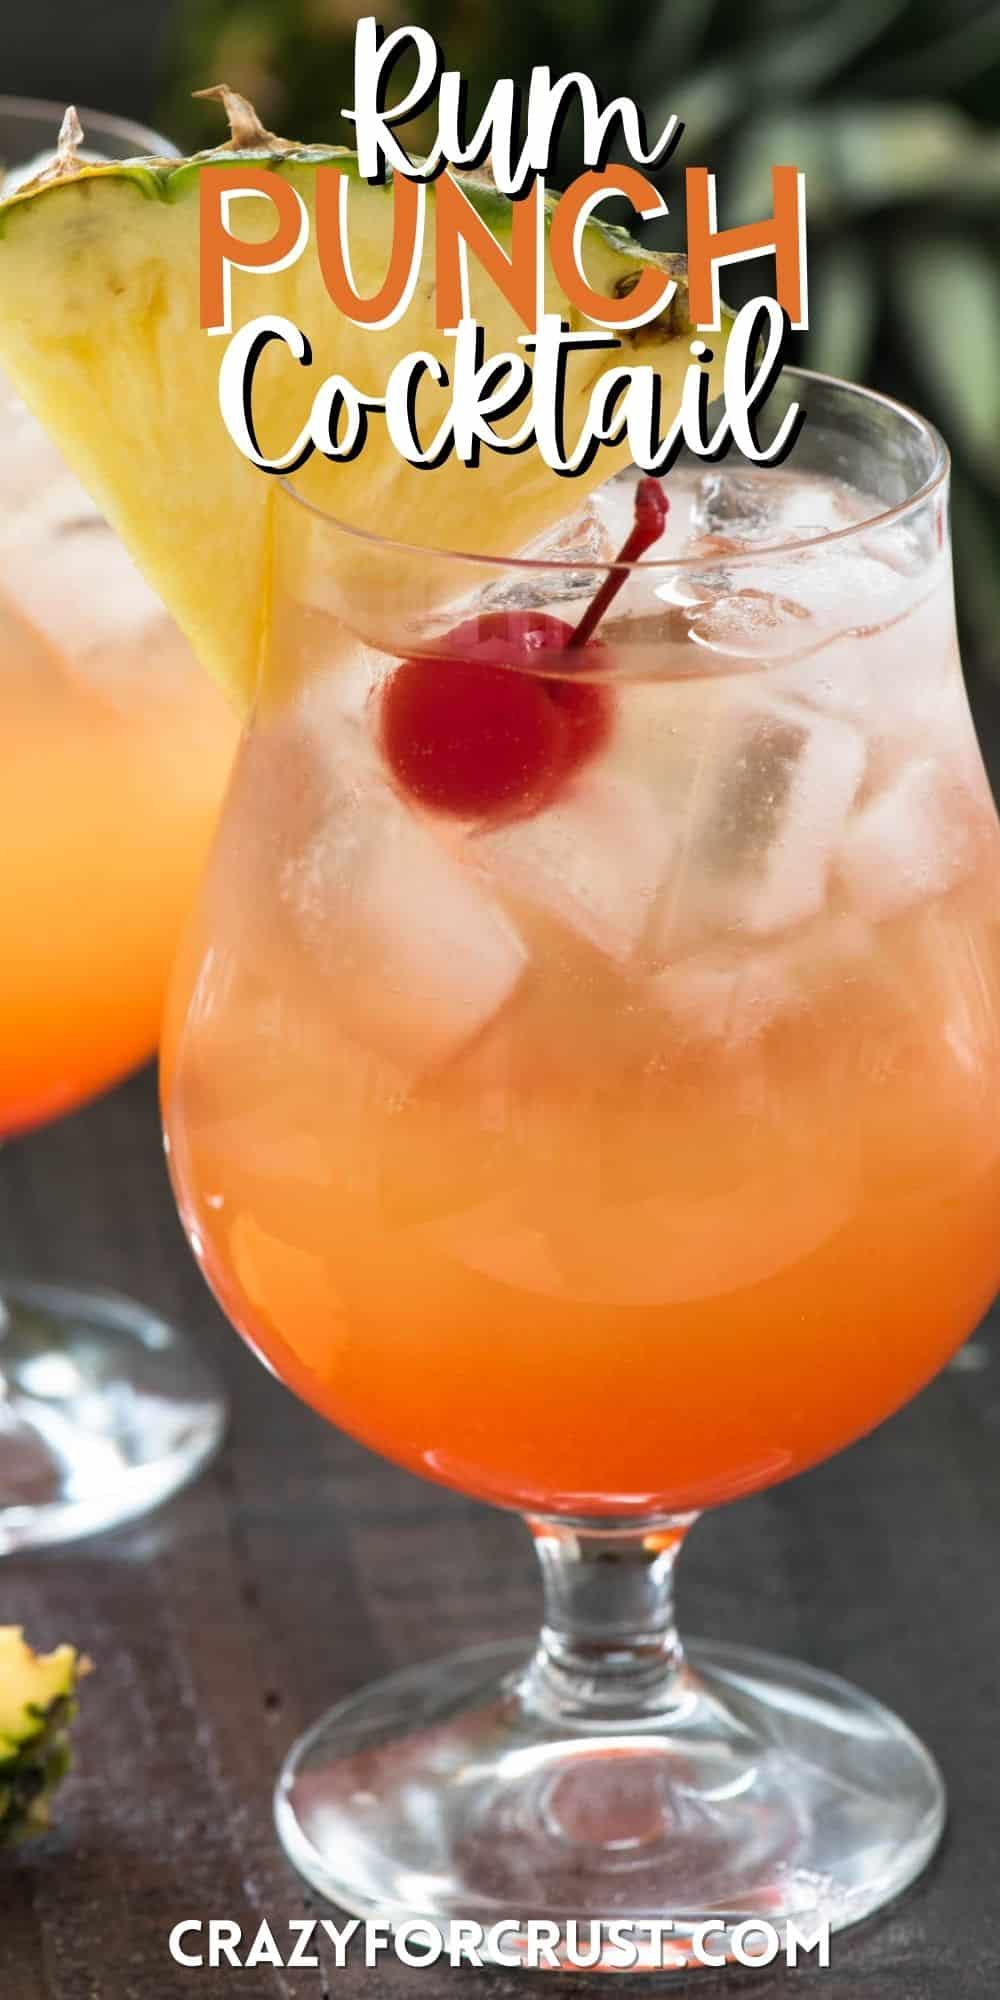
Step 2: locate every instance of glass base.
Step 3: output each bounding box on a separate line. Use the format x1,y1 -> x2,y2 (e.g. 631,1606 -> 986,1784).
0,1279 -> 226,1553
275,1637 -> 944,1971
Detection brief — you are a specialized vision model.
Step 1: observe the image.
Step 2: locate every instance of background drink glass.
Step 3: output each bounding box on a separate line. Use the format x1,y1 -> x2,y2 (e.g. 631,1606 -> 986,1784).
164,372 -> 1000,1960
0,97 -> 237,1552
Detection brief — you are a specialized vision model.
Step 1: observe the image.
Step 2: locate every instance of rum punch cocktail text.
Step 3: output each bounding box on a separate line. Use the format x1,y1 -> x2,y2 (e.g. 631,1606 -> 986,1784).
196,17 -> 808,478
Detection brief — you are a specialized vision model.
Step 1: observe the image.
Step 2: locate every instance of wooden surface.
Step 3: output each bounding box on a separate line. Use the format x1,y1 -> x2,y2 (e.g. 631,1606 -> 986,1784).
3,687 -> 1000,1997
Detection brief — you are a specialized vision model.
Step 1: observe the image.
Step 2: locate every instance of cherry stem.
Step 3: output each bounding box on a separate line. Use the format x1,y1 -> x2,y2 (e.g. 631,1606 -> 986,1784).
568,477 -> 669,651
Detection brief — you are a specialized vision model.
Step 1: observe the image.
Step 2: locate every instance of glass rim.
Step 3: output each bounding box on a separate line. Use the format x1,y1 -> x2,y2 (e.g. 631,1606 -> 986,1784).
279,368 -> 950,576
0,93 -> 176,161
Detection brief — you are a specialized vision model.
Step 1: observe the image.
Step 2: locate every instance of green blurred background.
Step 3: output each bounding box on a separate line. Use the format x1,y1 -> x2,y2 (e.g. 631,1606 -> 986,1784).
6,0 -> 1000,666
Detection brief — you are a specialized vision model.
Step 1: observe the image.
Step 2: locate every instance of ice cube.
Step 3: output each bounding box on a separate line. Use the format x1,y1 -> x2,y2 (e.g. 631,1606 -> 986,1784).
778,572 -> 957,765
649,943 -> 800,1044
530,492 -> 617,566
473,768 -> 675,962
3,508 -> 164,660
836,757 -> 973,921
650,698 -> 866,954
747,543 -> 921,645
475,494 -> 620,621
296,633 -> 386,735
649,910 -> 877,1045
681,465 -> 922,669
686,586 -> 816,665
860,518 -> 928,578
689,467 -> 864,549
727,702 -> 867,934
284,794 -> 528,1076
0,390 -> 164,676
690,469 -> 774,545
591,469 -> 698,564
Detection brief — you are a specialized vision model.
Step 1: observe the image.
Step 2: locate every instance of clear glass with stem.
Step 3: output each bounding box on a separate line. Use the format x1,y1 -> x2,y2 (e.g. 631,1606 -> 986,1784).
163,371 -> 1000,1962
0,98 -> 235,1553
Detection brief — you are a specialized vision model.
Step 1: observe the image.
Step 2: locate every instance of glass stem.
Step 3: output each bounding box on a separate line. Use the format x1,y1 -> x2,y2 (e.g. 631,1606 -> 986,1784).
515,1515 -> 698,1728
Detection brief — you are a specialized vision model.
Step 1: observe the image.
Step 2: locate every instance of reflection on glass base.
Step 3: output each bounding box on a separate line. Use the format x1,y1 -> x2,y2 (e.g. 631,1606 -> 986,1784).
275,1637 -> 944,1972
0,1278 -> 225,1554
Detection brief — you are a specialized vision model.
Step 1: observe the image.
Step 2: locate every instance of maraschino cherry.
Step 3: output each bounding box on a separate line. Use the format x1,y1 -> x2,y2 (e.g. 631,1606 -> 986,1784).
380,478 -> 669,822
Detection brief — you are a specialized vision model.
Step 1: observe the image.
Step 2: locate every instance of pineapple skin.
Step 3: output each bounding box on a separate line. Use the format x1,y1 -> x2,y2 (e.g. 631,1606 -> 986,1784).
0,1629 -> 85,1845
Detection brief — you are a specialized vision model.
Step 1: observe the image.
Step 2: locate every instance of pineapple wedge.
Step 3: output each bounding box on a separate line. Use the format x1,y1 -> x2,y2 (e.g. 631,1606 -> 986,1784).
0,1627 -> 88,1844
0,97 -> 731,709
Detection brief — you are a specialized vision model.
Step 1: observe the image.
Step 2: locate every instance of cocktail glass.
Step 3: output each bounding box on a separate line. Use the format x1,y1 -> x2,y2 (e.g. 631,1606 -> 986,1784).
0,98 -> 237,1553
163,371 -> 1000,1961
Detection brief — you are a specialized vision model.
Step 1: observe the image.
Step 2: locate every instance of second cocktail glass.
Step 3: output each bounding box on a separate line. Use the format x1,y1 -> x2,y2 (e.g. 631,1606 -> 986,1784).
164,372 -> 1000,1961
0,98 -> 237,1551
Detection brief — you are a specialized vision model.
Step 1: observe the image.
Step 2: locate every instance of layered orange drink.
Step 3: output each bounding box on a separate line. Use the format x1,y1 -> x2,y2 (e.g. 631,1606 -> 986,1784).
162,462 -> 1000,1515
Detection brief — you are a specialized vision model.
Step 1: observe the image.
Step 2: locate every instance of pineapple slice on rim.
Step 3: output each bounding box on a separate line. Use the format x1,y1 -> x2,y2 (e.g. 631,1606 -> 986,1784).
0,92 -> 733,710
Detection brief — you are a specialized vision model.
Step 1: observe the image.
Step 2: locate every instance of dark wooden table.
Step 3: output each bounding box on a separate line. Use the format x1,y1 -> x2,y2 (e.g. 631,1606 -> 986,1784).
3,694 -> 1000,1998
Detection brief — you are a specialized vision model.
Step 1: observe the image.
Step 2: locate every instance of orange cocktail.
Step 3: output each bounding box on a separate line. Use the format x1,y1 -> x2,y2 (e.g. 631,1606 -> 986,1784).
0,379 -> 237,1137
0,96 -> 236,1555
0,366 -> 235,1552
162,372 -> 1000,1950
164,452 -> 1000,1519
